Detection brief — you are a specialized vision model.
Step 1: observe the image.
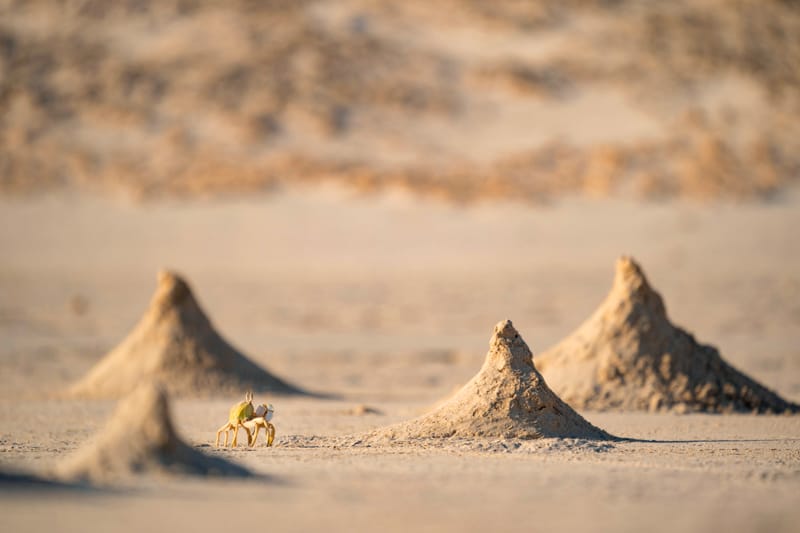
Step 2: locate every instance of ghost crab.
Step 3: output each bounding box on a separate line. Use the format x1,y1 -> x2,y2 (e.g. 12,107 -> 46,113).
243,403 -> 276,447
215,391 -> 255,447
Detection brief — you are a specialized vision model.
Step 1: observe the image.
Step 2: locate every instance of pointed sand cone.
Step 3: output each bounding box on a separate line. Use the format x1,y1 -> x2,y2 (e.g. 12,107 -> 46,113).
372,320 -> 612,440
69,271 -> 304,398
57,383 -> 251,482
536,257 -> 798,413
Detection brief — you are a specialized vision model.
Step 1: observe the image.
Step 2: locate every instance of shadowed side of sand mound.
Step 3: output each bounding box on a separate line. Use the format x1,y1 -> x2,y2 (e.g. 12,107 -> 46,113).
536,256 -> 799,414
0,470 -> 94,492
68,270 -> 309,399
57,383 -> 253,483
367,320 -> 613,441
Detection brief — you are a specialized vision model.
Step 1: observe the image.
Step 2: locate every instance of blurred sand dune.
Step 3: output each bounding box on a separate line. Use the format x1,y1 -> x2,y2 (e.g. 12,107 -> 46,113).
1,0 -> 798,201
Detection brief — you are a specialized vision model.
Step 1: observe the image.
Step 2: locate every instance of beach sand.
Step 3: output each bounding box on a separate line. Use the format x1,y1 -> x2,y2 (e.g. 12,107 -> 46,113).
1,188 -> 798,531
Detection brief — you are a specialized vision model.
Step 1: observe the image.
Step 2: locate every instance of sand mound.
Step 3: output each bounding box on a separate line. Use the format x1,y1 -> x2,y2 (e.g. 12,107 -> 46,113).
370,320 -> 611,440
57,383 -> 251,482
69,270 -> 303,398
536,257 -> 799,414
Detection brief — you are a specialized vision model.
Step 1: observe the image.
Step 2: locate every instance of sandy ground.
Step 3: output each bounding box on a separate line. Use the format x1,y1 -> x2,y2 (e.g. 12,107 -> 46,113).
1,188 -> 799,531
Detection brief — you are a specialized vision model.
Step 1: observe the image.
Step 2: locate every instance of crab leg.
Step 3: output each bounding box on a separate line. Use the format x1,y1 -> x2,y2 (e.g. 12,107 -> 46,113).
215,423 -> 231,447
230,425 -> 239,447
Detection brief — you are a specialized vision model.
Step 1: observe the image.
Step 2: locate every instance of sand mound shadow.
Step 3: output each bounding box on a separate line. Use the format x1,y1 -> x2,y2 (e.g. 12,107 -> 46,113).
368,320 -> 613,441
69,270 -> 306,398
57,383 -> 252,483
536,256 -> 798,414
0,470 -> 87,492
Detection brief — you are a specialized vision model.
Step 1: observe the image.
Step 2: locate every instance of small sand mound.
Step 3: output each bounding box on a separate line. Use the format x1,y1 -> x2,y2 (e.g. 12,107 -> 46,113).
536,257 -> 799,414
57,383 -> 251,482
370,320 -> 612,440
69,270 -> 303,398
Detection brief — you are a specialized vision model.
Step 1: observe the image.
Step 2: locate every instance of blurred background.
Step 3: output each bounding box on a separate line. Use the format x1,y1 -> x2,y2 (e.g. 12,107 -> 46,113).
1,0 -> 798,202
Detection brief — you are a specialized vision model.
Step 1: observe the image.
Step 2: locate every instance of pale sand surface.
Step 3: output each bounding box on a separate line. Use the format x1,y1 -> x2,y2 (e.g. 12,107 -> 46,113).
1,189 -> 799,531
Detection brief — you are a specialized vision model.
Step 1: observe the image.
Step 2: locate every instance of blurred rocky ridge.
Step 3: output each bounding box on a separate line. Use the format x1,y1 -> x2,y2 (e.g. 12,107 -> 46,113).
1,0 -> 798,202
